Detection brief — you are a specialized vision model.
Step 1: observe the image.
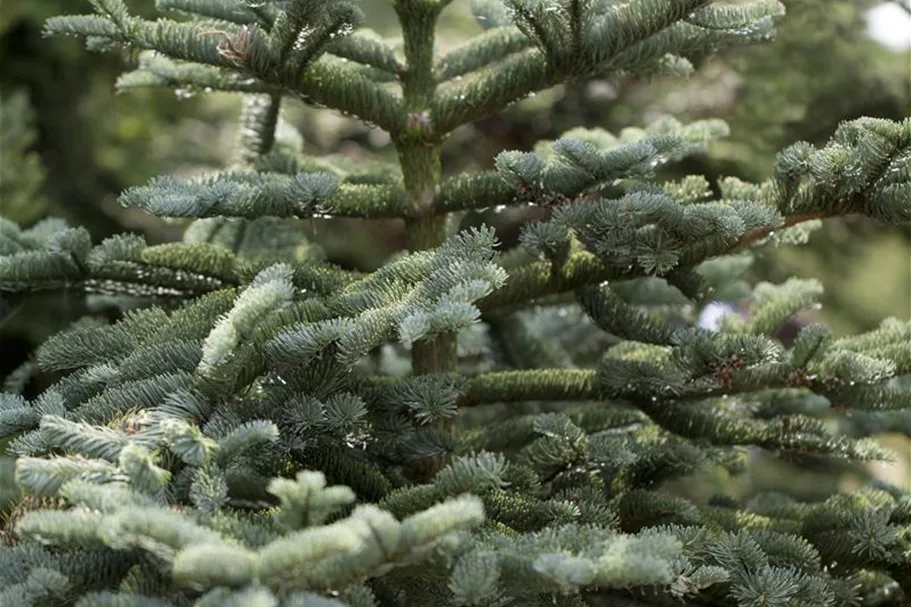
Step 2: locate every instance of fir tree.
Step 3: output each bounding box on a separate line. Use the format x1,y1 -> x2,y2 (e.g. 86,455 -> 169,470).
1,1 -> 910,606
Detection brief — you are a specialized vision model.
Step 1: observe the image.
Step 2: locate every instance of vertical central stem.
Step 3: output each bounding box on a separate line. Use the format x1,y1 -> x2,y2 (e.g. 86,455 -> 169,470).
402,148 -> 456,377
395,0 -> 439,110
394,0 -> 457,478
394,0 -> 455,376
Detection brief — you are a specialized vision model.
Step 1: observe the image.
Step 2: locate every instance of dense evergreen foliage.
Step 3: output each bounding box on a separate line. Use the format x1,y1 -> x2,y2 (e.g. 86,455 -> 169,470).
1,1 -> 909,606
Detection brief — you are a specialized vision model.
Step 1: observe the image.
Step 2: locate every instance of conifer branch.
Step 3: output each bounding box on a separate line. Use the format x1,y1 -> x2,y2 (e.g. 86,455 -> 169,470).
432,0 -> 736,133
478,249 -> 624,312
461,369 -> 597,406
477,210 -> 833,312
434,116 -> 729,213
156,0 -> 277,28
327,32 -> 406,76
44,6 -> 406,133
5,3 -> 911,604
120,172 -> 410,219
433,48 -> 553,134
434,26 -> 533,82
434,171 -> 517,214
235,93 -> 282,165
480,116 -> 911,311
0,219 -> 360,298
278,57 -> 405,133
116,52 -> 278,96
457,357 -> 902,460
739,211 -> 825,245
159,0 -> 403,75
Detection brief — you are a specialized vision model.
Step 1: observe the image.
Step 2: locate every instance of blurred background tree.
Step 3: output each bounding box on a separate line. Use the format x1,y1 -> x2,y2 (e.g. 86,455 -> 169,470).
1,1 -> 908,487
0,0 -> 234,373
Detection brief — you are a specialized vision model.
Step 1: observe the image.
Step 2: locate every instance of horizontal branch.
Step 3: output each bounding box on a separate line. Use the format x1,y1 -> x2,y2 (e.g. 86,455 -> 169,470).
739,211 -> 825,244
120,174 -> 410,220
329,183 -> 411,218
433,171 -> 516,214
0,233 -> 361,299
117,53 -> 278,96
461,369 -> 599,406
478,211 -> 828,312
155,0 -> 276,28
478,250 -> 629,312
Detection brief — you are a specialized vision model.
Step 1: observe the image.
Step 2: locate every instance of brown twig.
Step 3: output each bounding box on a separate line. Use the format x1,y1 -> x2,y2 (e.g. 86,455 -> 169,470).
738,211 -> 827,247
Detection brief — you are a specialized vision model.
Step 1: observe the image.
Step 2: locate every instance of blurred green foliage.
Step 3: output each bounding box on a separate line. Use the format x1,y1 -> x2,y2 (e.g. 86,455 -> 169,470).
0,90 -> 46,227
0,0 -> 239,371
0,0 -> 233,238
